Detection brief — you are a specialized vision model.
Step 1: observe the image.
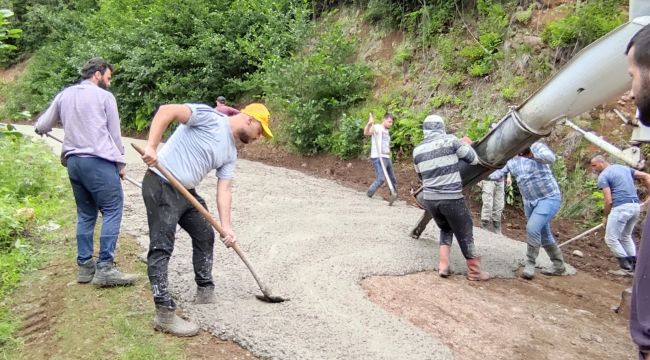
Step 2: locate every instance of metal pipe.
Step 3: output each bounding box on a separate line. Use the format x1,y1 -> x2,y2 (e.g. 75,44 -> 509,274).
460,17 -> 650,188
560,118 -> 644,169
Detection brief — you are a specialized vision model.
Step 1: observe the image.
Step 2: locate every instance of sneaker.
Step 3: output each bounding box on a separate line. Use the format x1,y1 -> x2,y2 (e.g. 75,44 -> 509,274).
607,269 -> 634,277
366,190 -> 374,198
388,193 -> 398,206
91,262 -> 137,287
78,259 -> 96,283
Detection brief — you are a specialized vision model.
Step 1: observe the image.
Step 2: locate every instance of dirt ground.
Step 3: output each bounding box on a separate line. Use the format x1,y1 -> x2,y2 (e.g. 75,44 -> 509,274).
240,141 -> 638,359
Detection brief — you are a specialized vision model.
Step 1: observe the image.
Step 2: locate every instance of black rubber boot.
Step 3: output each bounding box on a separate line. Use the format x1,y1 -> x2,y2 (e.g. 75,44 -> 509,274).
493,221 -> 502,235
409,211 -> 433,239
480,219 -> 491,231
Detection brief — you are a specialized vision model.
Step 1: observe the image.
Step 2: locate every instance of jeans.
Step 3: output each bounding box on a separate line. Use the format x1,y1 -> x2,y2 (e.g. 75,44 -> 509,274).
142,171 -> 215,308
66,155 -> 123,266
423,198 -> 477,259
480,180 -> 505,222
524,196 -> 561,247
605,202 -> 640,258
367,157 -> 397,196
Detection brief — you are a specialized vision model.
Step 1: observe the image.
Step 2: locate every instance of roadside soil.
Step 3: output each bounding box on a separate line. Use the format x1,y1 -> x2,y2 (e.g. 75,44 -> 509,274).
241,140 -> 638,359
7,233 -> 255,360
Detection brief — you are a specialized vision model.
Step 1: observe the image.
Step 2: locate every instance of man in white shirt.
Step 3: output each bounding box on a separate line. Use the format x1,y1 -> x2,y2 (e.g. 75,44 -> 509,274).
363,112 -> 397,205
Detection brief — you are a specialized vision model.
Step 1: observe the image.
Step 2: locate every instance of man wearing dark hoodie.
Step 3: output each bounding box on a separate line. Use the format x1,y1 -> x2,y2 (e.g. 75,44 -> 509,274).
412,115 -> 490,281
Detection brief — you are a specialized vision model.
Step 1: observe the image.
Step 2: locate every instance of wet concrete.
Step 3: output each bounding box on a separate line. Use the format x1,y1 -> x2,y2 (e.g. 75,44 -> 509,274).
17,125 -> 575,359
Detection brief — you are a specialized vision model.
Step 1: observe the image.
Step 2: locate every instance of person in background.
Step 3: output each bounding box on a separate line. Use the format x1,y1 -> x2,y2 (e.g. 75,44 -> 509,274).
215,96 -> 240,116
364,112 -> 398,205
488,142 -> 566,280
590,155 -> 650,276
35,57 -> 137,287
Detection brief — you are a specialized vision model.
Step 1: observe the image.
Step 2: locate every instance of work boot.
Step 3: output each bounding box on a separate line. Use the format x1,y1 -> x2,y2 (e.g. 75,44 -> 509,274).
466,257 -> 490,281
627,256 -> 637,271
91,262 -> 137,287
388,192 -> 398,206
522,244 -> 539,280
409,211 -> 433,239
493,221 -> 502,235
194,286 -> 216,304
480,219 -> 491,231
153,305 -> 199,337
540,244 -> 566,276
617,257 -> 633,271
607,257 -> 634,276
438,245 -> 451,278
78,259 -> 96,283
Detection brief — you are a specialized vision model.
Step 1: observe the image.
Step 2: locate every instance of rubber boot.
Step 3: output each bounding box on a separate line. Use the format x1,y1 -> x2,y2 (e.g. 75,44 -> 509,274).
480,219 -> 491,231
409,211 -> 433,239
438,245 -> 451,278
522,244 -> 539,280
194,286 -> 216,304
153,305 -> 199,337
466,257 -> 490,281
78,259 -> 96,283
493,221 -> 502,235
540,244 -> 566,276
91,262 -> 137,287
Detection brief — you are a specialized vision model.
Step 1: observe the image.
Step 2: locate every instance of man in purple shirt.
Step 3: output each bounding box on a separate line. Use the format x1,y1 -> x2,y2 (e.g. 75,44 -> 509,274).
35,57 -> 136,288
626,24 -> 650,360
214,96 -> 240,116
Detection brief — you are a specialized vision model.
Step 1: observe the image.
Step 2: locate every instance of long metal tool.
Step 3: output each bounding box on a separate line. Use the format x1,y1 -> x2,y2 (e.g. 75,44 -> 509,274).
131,143 -> 287,303
45,132 -> 143,189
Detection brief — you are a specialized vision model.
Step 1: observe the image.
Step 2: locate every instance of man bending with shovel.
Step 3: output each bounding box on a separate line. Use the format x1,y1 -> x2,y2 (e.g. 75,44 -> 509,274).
140,102 -> 272,337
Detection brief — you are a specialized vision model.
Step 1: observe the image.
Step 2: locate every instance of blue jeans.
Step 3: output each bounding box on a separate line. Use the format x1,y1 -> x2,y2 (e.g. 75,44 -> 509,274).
524,196 -> 561,247
368,157 -> 397,196
67,156 -> 123,266
605,202 -> 640,258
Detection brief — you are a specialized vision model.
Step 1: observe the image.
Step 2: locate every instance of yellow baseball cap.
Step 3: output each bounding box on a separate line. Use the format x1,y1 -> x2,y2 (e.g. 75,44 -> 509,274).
241,103 -> 273,138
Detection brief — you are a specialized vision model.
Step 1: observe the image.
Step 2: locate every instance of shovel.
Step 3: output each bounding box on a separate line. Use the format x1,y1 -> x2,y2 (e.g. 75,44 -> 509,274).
131,143 -> 287,303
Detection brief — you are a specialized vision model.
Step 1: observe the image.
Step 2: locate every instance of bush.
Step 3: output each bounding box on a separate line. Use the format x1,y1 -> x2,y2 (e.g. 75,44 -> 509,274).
542,0 -> 626,50
256,22 -> 372,154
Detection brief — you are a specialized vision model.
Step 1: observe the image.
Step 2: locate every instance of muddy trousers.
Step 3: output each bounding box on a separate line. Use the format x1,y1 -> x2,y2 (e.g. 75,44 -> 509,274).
142,171 -> 215,308
422,198 -> 477,259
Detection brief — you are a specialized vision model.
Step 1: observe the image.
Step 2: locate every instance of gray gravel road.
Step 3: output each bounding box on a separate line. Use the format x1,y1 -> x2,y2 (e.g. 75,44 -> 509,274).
17,125 -> 574,360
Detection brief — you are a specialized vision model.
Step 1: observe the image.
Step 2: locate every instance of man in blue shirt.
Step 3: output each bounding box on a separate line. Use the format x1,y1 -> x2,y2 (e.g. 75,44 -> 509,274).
489,142 -> 566,280
590,155 -> 650,275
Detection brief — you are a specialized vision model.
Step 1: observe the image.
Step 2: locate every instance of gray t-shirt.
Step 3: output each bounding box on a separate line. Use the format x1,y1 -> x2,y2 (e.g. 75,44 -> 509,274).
597,164 -> 639,208
155,104 -> 236,189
